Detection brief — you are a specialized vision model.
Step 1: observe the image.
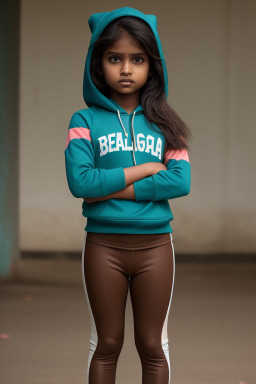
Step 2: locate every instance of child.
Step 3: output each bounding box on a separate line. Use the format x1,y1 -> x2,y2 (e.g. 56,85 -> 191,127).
65,7 -> 191,384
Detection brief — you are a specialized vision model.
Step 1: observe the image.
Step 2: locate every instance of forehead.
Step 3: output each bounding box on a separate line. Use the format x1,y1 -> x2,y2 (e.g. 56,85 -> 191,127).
106,33 -> 145,53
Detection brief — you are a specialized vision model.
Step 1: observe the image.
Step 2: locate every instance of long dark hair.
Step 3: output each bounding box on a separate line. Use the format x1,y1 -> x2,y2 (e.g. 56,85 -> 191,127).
90,16 -> 192,156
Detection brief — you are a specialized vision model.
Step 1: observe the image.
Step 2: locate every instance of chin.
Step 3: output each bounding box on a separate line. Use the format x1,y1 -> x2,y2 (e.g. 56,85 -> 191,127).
116,88 -> 134,93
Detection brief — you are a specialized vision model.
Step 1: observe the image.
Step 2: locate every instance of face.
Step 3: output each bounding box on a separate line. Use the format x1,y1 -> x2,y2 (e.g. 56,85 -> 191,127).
99,32 -> 152,99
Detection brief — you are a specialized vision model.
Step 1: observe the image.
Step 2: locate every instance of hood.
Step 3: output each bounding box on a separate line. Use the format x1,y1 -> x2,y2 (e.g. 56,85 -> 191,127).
83,7 -> 169,166
83,6 -> 169,112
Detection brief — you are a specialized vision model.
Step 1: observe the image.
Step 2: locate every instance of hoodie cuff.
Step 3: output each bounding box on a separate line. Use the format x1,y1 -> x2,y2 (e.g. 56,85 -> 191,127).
134,176 -> 155,201
104,167 -> 126,195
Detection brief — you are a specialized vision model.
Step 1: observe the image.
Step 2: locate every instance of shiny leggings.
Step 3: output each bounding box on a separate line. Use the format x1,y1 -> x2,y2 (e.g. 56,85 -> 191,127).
81,231 -> 175,384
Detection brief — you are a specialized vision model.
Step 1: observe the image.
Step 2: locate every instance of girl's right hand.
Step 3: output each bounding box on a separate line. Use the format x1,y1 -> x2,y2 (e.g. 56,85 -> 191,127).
147,162 -> 167,175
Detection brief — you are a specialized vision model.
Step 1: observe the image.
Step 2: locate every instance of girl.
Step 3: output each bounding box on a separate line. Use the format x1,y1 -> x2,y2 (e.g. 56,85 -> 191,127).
65,7 -> 191,384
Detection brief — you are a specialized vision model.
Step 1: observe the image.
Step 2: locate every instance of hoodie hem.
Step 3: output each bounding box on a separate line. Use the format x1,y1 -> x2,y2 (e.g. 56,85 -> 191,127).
84,217 -> 173,234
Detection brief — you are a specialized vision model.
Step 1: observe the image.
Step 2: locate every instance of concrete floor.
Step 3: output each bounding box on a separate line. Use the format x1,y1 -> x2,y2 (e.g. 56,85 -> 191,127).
0,258 -> 256,384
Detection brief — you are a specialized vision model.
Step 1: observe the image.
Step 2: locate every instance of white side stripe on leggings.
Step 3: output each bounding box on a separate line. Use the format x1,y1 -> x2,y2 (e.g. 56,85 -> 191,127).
161,232 -> 175,384
81,231 -> 98,384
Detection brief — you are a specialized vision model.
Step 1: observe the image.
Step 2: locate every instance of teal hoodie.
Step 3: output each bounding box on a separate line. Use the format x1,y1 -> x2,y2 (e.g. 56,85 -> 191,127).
64,7 -> 191,234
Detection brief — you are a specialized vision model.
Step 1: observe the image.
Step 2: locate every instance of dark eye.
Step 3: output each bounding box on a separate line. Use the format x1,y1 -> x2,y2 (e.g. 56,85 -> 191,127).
134,57 -> 144,63
109,56 -> 120,63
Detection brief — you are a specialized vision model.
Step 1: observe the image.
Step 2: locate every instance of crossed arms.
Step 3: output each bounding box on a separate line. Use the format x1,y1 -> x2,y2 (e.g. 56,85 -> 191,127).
84,162 -> 167,203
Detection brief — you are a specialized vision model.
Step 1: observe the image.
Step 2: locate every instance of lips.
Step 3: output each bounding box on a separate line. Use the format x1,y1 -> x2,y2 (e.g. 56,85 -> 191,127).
119,79 -> 134,83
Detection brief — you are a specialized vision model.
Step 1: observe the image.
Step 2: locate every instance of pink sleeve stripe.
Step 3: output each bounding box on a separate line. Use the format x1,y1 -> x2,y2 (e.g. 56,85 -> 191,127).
164,148 -> 190,165
65,127 -> 91,149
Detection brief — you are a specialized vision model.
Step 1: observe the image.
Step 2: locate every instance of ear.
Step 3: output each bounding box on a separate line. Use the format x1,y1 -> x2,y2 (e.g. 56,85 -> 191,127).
88,12 -> 106,33
146,15 -> 158,29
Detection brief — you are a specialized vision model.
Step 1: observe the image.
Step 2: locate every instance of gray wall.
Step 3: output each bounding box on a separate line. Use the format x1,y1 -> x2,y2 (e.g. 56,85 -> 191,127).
20,0 -> 256,253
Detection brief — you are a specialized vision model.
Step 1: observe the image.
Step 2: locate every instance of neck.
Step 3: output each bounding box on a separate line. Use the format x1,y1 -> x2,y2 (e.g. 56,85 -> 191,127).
109,91 -> 140,114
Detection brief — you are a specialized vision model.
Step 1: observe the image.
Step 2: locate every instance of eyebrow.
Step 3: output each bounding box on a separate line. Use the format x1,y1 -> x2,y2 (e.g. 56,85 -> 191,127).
106,51 -> 147,55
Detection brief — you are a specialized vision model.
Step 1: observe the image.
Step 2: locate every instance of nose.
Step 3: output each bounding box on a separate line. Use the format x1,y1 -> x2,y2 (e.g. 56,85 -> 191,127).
121,60 -> 132,75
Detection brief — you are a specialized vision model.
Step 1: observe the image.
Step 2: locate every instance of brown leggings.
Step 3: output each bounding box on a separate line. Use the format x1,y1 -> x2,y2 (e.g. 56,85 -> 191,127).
81,231 -> 175,384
